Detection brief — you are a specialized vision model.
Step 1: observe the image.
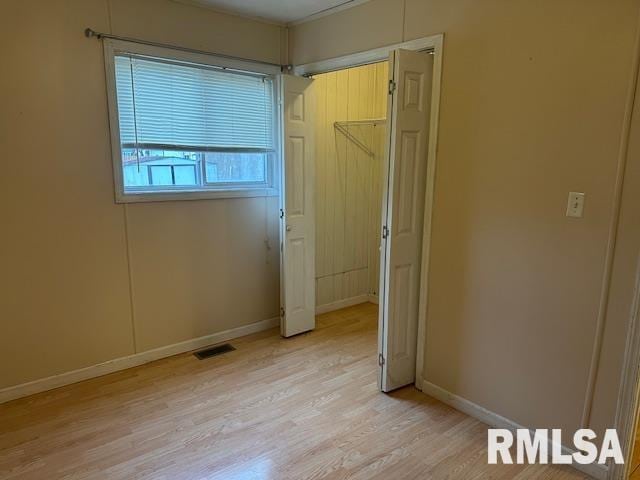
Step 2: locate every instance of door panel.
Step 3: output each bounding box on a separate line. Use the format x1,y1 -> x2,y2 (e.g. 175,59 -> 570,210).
281,75 -> 316,337
379,49 -> 434,391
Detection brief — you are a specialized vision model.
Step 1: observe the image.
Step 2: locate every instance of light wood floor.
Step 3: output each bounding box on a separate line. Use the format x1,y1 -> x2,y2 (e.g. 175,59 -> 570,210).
0,303 -> 587,479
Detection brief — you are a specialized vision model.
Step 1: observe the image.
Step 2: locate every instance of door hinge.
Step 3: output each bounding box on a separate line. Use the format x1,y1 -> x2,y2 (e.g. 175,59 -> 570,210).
280,208 -> 285,219
280,307 -> 285,318
378,353 -> 385,366
382,225 -> 389,239
388,80 -> 396,95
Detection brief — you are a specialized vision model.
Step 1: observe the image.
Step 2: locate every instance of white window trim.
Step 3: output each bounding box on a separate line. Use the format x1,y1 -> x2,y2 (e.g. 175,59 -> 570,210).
103,39 -> 281,203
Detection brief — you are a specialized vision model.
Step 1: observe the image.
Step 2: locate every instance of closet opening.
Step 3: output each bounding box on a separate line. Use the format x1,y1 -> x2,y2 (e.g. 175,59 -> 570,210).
280,42 -> 439,393
308,61 -> 388,379
311,61 -> 388,320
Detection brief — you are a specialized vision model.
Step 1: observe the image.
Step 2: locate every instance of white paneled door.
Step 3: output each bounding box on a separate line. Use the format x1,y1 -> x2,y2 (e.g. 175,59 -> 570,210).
281,75 -> 316,337
378,50 -> 434,392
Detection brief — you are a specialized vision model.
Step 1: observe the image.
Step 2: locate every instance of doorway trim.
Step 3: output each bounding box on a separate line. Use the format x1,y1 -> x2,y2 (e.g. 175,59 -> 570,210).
293,35 -> 442,77
610,262 -> 640,480
602,17 -> 640,480
293,33 -> 444,390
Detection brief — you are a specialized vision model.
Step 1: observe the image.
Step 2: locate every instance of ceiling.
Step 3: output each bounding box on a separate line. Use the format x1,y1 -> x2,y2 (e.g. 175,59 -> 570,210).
183,0 -> 367,24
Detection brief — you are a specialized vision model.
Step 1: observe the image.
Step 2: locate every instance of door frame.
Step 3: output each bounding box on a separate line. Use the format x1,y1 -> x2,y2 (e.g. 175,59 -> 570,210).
610,263 -> 640,480
599,21 -> 640,480
293,33 -> 444,389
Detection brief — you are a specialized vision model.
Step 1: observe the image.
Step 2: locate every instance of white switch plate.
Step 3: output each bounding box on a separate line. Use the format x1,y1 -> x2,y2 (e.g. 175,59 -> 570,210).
566,192 -> 585,218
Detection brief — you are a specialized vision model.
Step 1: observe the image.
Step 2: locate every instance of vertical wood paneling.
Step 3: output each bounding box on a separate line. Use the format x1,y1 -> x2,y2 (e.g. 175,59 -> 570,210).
368,62 -> 384,297
313,62 -> 388,307
334,68 -> 348,300
314,74 -> 327,306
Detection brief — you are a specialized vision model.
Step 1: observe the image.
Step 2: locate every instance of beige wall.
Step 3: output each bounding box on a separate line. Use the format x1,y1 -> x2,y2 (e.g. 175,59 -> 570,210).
0,0 -> 285,389
292,0 -> 640,435
313,63 -> 388,307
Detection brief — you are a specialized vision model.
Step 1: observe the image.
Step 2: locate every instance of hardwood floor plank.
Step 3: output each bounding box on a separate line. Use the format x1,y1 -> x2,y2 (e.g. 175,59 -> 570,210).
0,303 -> 588,479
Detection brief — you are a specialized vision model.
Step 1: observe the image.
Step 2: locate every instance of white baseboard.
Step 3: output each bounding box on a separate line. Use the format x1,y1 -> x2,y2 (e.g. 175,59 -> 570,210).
315,294 -> 372,315
418,379 -> 608,480
0,316 -> 280,405
367,294 -> 379,305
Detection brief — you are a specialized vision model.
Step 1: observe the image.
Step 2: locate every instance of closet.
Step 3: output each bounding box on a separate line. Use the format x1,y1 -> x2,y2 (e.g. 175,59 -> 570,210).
312,62 -> 389,312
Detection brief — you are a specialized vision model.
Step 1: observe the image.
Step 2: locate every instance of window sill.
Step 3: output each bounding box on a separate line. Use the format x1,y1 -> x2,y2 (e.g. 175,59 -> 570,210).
115,187 -> 278,204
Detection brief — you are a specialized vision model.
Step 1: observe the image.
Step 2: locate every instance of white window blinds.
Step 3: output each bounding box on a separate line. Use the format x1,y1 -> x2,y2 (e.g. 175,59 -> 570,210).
114,55 -> 274,151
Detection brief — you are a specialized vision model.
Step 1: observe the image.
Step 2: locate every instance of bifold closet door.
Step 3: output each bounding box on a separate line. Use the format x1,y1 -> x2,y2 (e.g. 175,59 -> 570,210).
378,49 -> 434,392
280,74 -> 316,338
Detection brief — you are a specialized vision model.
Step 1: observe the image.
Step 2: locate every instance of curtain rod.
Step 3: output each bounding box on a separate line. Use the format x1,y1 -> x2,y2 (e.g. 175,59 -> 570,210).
84,28 -> 290,72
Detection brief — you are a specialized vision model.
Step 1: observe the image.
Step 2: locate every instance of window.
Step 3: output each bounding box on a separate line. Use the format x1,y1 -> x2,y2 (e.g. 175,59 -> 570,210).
105,40 -> 279,202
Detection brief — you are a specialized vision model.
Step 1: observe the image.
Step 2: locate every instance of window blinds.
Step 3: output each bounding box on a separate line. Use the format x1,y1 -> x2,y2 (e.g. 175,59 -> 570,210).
114,55 -> 274,151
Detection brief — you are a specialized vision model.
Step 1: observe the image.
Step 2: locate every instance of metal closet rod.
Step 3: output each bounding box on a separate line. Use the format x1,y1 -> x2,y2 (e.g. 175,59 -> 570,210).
84,28 -> 291,71
335,119 -> 387,127
334,119 -> 387,158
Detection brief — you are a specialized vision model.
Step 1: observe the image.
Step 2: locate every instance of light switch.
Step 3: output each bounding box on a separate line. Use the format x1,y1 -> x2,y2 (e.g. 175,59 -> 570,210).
566,192 -> 585,218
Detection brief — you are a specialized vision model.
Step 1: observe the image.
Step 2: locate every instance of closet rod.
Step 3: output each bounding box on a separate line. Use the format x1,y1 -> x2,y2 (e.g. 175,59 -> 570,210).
84,28 -> 289,71
333,122 -> 375,158
335,118 -> 387,127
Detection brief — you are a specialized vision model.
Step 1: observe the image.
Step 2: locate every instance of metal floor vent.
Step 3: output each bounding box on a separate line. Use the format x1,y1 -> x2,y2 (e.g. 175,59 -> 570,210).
194,343 -> 236,360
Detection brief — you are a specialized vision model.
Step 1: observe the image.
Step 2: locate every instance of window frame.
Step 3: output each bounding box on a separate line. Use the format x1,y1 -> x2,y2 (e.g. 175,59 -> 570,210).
103,39 -> 281,203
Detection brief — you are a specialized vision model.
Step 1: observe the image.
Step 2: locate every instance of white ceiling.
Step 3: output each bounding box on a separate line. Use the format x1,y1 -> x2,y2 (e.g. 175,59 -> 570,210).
183,0 -> 367,24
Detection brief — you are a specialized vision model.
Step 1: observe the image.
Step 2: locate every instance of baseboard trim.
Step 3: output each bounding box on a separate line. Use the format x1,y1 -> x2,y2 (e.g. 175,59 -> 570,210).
0,316 -> 280,405
315,295 -> 371,315
367,294 -> 379,305
418,379 -> 608,480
